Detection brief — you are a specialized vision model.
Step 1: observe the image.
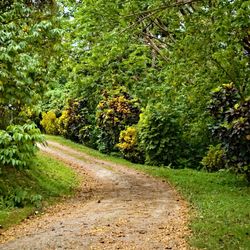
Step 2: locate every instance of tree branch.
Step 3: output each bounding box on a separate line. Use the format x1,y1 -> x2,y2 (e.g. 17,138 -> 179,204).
122,0 -> 200,18
119,0 -> 200,35
144,33 -> 169,62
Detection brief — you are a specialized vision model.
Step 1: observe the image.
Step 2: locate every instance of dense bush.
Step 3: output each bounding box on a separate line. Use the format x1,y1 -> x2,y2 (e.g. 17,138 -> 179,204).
208,83 -> 240,122
138,104 -> 185,167
34,0 -> 250,183
117,126 -> 144,163
57,99 -> 95,146
40,111 -> 58,135
78,125 -> 97,148
96,88 -> 141,153
0,124 -> 44,168
209,84 -> 250,181
201,144 -> 226,172
57,110 -> 70,136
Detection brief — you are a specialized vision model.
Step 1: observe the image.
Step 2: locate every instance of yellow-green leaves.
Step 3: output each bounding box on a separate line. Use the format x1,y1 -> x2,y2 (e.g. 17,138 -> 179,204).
0,0 -> 60,168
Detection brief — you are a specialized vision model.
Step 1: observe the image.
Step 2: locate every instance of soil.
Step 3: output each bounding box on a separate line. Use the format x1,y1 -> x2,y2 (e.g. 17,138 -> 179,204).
0,140 -> 190,249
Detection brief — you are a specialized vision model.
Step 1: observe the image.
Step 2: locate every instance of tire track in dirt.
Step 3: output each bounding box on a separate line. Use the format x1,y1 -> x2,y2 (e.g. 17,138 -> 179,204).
0,140 -> 190,250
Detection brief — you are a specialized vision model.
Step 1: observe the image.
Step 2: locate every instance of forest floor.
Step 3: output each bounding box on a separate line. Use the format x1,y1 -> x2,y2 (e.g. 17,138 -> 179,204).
0,141 -> 190,250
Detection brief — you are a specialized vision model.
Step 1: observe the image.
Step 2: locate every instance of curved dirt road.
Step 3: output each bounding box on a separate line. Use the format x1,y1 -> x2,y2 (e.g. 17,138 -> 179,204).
0,141 -> 190,249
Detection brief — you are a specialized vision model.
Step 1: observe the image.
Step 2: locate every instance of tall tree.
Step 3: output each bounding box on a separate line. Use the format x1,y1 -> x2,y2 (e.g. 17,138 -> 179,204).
0,0 -> 61,167
42,0 -> 250,167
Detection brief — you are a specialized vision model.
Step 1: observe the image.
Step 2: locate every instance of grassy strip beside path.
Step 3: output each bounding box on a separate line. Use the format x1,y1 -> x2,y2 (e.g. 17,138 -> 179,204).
0,152 -> 79,229
47,135 -> 250,250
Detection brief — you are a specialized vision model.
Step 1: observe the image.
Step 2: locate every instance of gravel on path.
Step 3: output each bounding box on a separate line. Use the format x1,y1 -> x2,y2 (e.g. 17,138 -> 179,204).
0,140 -> 190,250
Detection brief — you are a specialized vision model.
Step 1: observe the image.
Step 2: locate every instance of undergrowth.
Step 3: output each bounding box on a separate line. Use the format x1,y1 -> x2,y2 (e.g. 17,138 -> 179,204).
0,152 -> 79,229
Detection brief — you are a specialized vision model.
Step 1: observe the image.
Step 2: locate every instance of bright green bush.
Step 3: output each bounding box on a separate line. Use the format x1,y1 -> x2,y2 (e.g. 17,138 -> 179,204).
117,126 -> 144,163
138,104 -> 185,167
0,124 -> 44,168
96,87 -> 141,153
201,144 -> 226,172
40,110 -> 58,135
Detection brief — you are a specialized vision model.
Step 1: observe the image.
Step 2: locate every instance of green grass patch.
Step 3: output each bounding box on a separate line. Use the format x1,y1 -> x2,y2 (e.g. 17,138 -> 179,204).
0,152 -> 79,229
136,167 -> 250,250
47,135 -> 250,249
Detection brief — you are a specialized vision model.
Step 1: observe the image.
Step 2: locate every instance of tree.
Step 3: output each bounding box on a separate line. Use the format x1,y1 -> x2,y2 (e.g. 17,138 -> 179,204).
42,0 -> 250,169
0,0 -> 61,167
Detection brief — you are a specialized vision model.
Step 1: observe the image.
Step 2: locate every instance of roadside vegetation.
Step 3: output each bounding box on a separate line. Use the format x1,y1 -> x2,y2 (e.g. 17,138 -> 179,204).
39,1 -> 250,183
47,135 -> 250,250
1,1 -> 249,249
0,152 -> 79,229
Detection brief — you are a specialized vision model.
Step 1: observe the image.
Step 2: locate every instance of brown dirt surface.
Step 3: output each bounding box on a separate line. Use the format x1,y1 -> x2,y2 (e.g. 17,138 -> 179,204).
0,140 -> 191,250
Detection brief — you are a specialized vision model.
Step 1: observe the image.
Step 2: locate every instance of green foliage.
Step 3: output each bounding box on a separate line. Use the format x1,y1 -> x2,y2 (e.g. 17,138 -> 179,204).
223,98 -> 250,179
78,125 -> 97,148
138,104 -> 184,166
40,79 -> 68,113
0,0 -> 61,168
40,110 -> 58,135
0,0 -> 61,115
41,0 -> 250,173
117,126 -> 144,163
0,189 -> 42,209
0,123 -> 44,168
201,144 -> 226,172
65,99 -> 91,142
208,83 -> 240,121
56,98 -> 95,146
0,152 -> 79,228
96,88 -> 141,153
209,84 -> 250,180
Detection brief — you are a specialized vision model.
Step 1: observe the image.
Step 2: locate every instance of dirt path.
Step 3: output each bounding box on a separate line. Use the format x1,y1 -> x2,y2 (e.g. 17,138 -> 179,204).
0,141 -> 190,250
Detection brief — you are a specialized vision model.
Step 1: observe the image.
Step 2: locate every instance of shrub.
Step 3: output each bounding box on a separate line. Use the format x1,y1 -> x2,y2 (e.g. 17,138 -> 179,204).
208,84 -> 250,181
0,123 -> 44,168
208,83 -> 240,121
18,106 -> 42,130
138,104 -> 184,167
59,99 -> 93,143
57,110 -> 70,136
96,87 -> 141,153
0,189 -> 42,209
40,110 -> 58,135
201,144 -> 226,172
117,126 -> 144,163
222,99 -> 250,181
78,125 -> 97,148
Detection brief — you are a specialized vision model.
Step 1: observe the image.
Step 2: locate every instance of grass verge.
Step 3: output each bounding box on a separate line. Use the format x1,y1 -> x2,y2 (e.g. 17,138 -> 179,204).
0,151 -> 79,229
47,135 -> 250,249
